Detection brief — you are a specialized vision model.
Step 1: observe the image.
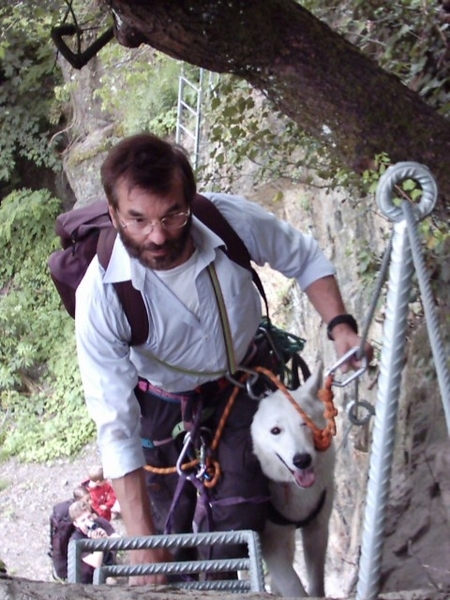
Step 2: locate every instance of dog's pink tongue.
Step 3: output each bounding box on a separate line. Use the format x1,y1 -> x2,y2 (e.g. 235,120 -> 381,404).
294,467 -> 316,488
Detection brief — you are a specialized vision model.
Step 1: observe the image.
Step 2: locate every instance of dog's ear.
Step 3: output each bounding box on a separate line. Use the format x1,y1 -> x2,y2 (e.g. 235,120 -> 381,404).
302,360 -> 323,397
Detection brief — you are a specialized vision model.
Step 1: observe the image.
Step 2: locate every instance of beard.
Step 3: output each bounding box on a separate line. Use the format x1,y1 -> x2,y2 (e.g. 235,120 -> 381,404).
117,217 -> 193,270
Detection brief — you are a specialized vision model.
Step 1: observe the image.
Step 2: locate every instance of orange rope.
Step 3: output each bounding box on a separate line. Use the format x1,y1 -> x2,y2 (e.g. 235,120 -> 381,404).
144,458 -> 197,475
254,366 -> 337,451
144,366 -> 336,483
210,376 -> 247,452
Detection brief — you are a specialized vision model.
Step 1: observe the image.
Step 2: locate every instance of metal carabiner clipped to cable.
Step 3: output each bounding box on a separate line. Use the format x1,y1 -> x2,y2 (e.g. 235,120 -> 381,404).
325,347 -> 368,387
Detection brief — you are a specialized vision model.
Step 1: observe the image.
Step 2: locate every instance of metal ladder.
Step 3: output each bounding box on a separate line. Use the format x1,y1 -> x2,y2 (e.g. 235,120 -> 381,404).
175,67 -> 204,170
67,529 -> 266,592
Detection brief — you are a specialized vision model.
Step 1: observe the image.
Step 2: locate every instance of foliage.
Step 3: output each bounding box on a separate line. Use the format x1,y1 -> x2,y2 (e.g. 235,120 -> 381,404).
94,45 -> 187,137
0,189 -> 94,460
0,2 -> 66,185
198,0 -> 450,194
199,75 -> 336,192
301,0 -> 450,117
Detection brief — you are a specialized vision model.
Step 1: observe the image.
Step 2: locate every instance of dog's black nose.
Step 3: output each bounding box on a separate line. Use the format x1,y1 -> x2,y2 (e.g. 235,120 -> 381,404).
293,453 -> 312,470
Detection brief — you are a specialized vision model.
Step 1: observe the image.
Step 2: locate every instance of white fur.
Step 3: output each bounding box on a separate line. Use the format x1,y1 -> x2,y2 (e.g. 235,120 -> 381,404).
251,362 -> 335,597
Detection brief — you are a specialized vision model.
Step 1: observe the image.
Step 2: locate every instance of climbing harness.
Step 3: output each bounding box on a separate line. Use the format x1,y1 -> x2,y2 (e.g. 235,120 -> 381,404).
144,349 -> 336,539
144,373 -> 247,487
355,162 -> 450,600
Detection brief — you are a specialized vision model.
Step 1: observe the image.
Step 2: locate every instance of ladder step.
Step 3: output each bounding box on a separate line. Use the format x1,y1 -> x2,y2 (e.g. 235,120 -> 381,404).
68,529 -> 266,592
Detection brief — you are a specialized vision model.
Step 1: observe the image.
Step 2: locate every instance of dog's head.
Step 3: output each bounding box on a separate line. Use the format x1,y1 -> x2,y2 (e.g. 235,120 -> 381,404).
251,361 -> 330,487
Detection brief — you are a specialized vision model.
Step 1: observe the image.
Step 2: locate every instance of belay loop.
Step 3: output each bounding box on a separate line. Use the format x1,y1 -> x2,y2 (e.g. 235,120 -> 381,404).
254,367 -> 337,451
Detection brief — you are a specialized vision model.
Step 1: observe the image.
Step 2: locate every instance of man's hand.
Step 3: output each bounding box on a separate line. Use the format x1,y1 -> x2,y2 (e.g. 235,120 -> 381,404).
112,468 -> 173,586
332,325 -> 373,373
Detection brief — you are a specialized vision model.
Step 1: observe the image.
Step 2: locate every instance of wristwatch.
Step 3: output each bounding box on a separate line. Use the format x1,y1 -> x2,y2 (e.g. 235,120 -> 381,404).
327,314 -> 358,341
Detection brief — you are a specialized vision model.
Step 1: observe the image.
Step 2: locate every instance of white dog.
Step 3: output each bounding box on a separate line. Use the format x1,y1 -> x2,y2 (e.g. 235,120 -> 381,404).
251,362 -> 335,598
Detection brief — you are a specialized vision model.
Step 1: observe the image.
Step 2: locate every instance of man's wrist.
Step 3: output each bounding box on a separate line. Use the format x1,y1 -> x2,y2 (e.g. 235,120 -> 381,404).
327,314 -> 358,341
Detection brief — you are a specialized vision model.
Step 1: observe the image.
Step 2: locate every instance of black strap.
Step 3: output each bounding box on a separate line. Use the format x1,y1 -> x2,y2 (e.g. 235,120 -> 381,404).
267,488 -> 327,529
290,353 -> 312,389
97,226 -> 147,347
97,194 -> 269,346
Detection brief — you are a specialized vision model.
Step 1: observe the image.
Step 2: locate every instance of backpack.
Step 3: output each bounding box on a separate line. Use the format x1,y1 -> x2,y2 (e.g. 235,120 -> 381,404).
48,499 -> 74,580
48,194 -> 267,346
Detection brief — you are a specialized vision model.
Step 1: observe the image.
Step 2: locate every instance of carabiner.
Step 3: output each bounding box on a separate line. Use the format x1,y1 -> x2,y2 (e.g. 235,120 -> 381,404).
241,366 -> 265,400
325,347 -> 368,387
195,430 -> 211,480
226,366 -> 263,400
176,432 -> 193,476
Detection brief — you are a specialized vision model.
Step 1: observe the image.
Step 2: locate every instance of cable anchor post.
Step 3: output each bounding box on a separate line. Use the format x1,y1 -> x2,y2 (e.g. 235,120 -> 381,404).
356,161 -> 438,600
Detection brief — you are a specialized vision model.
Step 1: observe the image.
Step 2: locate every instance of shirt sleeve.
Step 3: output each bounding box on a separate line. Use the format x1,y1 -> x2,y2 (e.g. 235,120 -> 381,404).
204,192 -> 336,290
75,257 -> 145,479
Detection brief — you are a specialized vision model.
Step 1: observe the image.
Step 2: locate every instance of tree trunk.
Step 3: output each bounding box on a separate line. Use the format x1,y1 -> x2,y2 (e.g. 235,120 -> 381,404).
105,0 -> 450,217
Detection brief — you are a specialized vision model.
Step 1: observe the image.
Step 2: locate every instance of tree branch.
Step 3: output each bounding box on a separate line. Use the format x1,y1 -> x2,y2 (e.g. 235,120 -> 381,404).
51,24 -> 114,69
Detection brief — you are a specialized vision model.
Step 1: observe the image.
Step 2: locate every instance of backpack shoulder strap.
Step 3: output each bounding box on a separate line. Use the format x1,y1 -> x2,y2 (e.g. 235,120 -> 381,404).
192,194 -> 268,313
97,227 -> 148,347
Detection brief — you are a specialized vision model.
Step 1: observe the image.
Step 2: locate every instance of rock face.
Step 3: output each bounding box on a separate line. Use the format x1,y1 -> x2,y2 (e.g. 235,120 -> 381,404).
267,180 -> 450,597
55,54 -> 450,599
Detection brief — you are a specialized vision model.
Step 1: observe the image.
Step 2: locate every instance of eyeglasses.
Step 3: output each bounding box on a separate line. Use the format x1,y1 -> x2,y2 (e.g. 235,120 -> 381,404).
116,208 -> 191,235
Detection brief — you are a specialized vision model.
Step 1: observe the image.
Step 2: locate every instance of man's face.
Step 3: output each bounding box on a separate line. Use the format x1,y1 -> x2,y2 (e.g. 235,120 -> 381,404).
109,176 -> 193,271
74,510 -> 96,535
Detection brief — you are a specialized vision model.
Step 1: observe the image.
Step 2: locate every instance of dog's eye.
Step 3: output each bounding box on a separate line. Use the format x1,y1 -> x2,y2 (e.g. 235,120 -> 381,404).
270,427 -> 281,435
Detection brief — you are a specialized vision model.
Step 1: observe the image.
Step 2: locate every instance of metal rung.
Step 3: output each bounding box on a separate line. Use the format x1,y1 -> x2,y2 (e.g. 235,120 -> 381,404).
68,529 -> 265,592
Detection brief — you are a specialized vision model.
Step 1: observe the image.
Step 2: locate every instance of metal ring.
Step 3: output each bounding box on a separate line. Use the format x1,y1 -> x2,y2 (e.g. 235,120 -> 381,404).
376,162 -> 438,222
347,399 -> 375,426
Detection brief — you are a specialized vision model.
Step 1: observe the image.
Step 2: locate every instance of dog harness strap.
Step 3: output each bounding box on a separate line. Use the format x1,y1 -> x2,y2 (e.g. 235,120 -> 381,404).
267,488 -> 327,529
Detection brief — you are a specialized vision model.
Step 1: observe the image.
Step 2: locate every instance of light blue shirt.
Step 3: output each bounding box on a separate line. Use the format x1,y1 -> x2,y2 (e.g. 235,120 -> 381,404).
75,193 -> 335,478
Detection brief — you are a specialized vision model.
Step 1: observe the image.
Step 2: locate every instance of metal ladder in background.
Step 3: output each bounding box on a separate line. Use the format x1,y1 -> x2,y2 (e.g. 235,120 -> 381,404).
175,67 -> 204,170
175,67 -> 218,170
